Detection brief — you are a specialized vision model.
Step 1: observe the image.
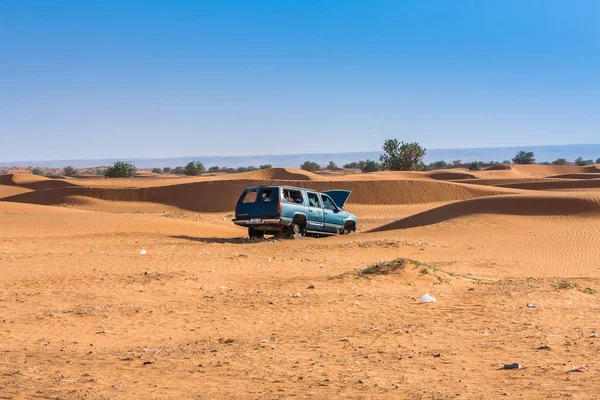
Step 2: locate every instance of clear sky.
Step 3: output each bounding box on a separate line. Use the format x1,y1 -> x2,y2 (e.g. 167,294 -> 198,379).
1,0 -> 599,161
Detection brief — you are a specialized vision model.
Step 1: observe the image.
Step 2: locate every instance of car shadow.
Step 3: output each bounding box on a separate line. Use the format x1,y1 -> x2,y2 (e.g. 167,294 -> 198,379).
169,235 -> 285,244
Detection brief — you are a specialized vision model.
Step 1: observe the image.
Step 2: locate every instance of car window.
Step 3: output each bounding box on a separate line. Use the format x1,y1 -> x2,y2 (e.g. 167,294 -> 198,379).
283,189 -> 303,204
240,189 -> 258,203
322,195 -> 337,210
258,188 -> 277,202
307,192 -> 320,208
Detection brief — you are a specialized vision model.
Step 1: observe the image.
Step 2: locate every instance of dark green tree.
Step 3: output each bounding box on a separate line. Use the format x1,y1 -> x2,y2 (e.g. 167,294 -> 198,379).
105,161 -> 136,178
184,161 -> 206,176
380,140 -> 426,171
512,151 -> 535,164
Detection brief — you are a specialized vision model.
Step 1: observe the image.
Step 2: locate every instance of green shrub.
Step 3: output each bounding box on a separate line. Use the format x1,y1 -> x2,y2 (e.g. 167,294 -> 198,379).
361,159 -> 381,173
502,160 -> 511,164
208,166 -> 221,172
552,158 -> 567,165
162,167 -> 171,173
512,151 -> 535,164
95,169 -> 106,176
327,161 -> 337,170
343,162 -> 360,169
380,140 -> 426,171
151,168 -> 161,174
259,164 -> 272,169
424,160 -> 448,171
32,167 -> 44,176
469,161 -> 482,171
300,161 -> 320,172
105,161 -> 136,178
63,166 -> 78,176
184,161 -> 206,176
173,166 -> 185,175
575,157 -> 594,166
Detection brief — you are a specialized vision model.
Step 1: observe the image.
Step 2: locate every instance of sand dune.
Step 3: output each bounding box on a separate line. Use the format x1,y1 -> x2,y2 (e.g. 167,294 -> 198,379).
0,173 -> 77,190
500,179 -> 600,190
370,192 -> 600,231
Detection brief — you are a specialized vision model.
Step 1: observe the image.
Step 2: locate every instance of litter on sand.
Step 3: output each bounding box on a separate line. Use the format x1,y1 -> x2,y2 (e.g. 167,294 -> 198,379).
140,249 -> 147,255
420,293 -> 436,303
571,365 -> 588,372
503,363 -> 523,370
527,303 -> 535,308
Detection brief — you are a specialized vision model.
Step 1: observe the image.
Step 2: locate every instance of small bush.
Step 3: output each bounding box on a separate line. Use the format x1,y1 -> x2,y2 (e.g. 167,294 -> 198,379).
32,167 -> 44,176
502,160 -> 511,164
469,161 -> 482,171
162,167 -> 171,173
575,157 -> 594,166
360,159 -> 381,173
512,151 -> 535,164
184,161 -> 206,176
105,161 -> 136,178
552,158 -> 567,165
452,160 -> 462,166
259,164 -> 272,170
300,161 -> 320,172
95,169 -> 106,176
596,158 -> 600,164
343,162 -> 360,169
424,160 -> 448,171
151,168 -> 162,174
63,166 -> 78,176
208,166 -> 221,172
327,161 -> 337,170
173,166 -> 185,175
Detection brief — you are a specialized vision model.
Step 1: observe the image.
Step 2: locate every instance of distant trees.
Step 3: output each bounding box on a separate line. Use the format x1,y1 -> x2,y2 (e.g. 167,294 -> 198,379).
32,167 -> 44,176
237,166 -> 258,173
105,161 -> 136,178
300,161 -> 320,172
163,167 -> 171,173
151,168 -> 162,174
360,159 -> 381,173
512,151 -> 535,165
173,166 -> 185,175
575,157 -> 594,166
208,166 -> 221,172
184,161 -> 206,176
452,160 -> 462,166
259,164 -> 272,170
63,166 -> 78,176
380,140 -> 426,171
552,158 -> 567,165
469,161 -> 482,171
343,162 -> 360,169
95,169 -> 106,176
502,160 -> 512,164
423,160 -> 448,171
326,161 -> 338,170
597,158 -> 600,164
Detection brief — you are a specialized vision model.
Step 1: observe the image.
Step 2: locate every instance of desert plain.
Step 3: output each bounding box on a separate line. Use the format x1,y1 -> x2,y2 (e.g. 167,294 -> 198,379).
1,165 -> 600,399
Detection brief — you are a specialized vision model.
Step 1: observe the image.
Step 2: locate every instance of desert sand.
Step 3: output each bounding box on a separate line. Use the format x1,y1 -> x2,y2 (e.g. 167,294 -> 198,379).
1,166 -> 600,399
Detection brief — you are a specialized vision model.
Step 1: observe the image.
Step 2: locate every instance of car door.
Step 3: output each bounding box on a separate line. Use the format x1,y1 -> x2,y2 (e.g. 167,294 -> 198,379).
321,194 -> 344,233
306,191 -> 324,231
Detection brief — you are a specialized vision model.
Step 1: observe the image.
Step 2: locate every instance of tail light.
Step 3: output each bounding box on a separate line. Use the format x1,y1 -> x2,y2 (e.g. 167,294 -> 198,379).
277,202 -> 282,214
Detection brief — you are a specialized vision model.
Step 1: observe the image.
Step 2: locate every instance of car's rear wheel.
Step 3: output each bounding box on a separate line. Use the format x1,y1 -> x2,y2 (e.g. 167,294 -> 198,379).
248,227 -> 264,240
287,221 -> 305,239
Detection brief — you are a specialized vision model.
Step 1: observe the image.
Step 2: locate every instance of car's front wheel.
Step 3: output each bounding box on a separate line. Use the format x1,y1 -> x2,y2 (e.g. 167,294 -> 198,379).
287,222 -> 304,239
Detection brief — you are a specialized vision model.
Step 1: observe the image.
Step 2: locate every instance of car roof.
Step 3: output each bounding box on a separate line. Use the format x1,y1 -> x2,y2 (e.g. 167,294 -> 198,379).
245,185 -> 317,192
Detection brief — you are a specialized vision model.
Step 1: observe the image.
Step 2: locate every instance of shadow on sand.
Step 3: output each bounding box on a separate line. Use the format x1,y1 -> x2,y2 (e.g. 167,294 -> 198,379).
169,235 -> 256,244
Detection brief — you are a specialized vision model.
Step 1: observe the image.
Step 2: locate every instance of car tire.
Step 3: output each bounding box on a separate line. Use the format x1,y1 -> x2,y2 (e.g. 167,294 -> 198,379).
248,227 -> 264,240
287,222 -> 304,239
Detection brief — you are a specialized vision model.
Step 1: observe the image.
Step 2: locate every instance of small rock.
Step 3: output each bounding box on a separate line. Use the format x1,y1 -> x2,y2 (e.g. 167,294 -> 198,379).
219,286 -> 226,290
537,344 -> 551,350
590,332 -> 598,338
433,353 -> 443,358
294,292 -> 301,297
259,339 -> 269,344
307,285 -> 315,289
143,361 -> 153,365
340,337 -> 350,342
503,363 -> 523,370
271,345 -> 276,350
527,303 -> 535,308
198,363 -> 204,367
319,264 -> 324,269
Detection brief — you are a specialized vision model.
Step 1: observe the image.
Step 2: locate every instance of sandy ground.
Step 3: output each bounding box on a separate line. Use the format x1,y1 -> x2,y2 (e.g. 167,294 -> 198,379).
1,166 -> 600,399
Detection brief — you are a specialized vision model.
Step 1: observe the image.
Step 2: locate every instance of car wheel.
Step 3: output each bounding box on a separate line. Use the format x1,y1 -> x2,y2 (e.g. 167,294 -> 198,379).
288,222 -> 304,239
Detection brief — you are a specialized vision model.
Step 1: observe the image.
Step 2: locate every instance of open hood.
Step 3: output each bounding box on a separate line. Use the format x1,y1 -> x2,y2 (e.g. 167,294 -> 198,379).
323,190 -> 352,209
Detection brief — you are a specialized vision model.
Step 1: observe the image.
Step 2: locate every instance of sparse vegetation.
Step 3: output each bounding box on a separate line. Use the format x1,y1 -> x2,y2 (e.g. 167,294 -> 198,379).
553,280 -> 597,294
95,169 -> 106,176
162,167 -> 171,173
343,162 -> 361,169
259,164 -> 272,170
63,166 -> 78,176
173,166 -> 185,175
575,157 -> 594,166
0,169 -> 8,175
151,168 -> 161,174
552,158 -> 567,165
208,166 -> 221,172
512,151 -> 535,164
380,140 -> 426,171
596,158 -> 600,164
184,161 -> 206,176
104,161 -> 137,178
360,159 -> 381,173
326,161 -> 337,170
469,161 -> 482,171
452,160 -> 462,166
502,160 -> 511,164
237,166 -> 258,173
32,167 -> 44,176
300,161 -> 320,172
423,160 -> 448,171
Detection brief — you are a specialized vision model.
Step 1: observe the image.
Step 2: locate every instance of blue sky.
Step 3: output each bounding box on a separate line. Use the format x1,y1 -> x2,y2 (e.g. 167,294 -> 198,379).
1,0 -> 599,161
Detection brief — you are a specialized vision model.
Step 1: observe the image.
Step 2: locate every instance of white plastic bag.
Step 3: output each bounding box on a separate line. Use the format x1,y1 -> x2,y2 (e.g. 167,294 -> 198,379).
420,293 -> 436,303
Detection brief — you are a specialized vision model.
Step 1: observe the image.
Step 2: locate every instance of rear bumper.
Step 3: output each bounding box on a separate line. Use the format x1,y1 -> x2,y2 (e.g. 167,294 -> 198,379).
233,218 -> 282,227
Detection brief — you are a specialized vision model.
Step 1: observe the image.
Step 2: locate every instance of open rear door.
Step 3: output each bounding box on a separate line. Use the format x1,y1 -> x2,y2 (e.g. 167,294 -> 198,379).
323,190 -> 352,209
